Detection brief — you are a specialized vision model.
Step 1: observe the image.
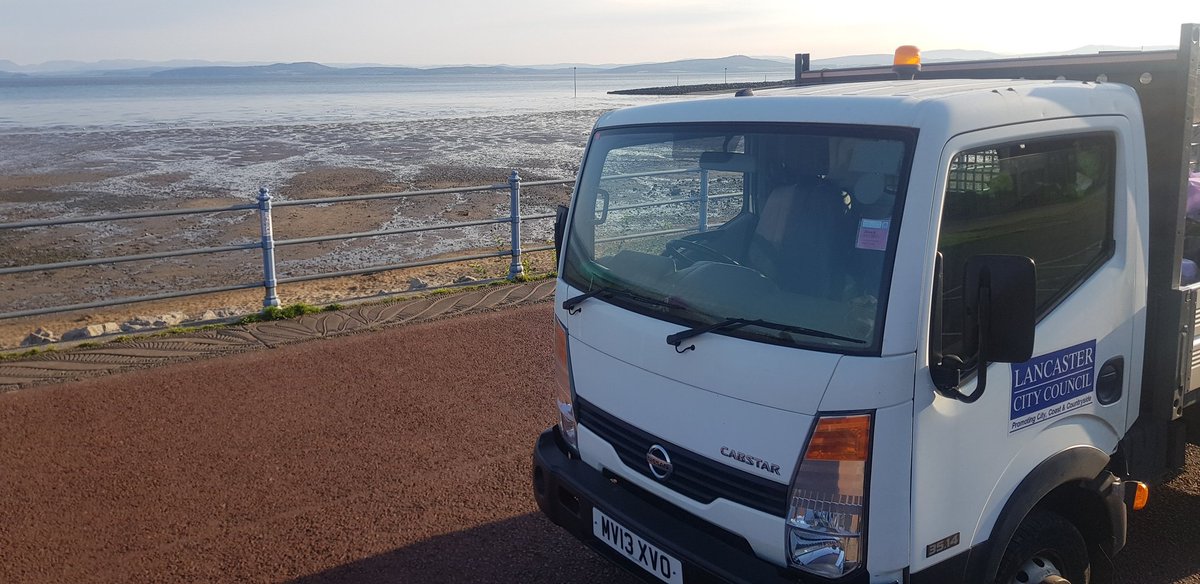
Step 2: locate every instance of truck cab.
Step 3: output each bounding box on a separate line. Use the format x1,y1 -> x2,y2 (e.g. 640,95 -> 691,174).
534,25 -> 1199,584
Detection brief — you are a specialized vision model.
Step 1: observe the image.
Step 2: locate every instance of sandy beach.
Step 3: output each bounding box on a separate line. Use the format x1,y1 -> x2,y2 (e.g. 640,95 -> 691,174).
0,111 -> 595,349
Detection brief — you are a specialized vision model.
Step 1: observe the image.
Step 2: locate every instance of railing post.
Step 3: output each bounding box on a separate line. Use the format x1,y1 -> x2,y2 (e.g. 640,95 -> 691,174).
507,170 -> 525,280
698,168 -> 710,233
257,186 -> 281,307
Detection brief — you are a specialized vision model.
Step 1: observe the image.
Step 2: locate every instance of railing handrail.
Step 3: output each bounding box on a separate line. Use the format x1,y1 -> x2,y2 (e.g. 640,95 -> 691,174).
0,179 -> 582,230
274,217 -> 514,248
0,169 -> 733,325
0,172 -> 573,322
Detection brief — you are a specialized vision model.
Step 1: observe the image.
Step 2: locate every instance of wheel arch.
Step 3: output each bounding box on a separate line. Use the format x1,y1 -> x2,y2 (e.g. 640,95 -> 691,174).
964,445 -> 1124,583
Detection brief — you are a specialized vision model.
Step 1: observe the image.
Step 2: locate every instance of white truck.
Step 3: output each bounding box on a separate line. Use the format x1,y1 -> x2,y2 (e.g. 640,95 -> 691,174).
532,24 -> 1200,584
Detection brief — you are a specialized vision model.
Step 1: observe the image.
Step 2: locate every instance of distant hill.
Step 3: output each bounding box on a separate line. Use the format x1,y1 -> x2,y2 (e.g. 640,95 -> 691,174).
605,55 -> 792,75
151,61 -> 564,78
152,61 -> 343,78
1029,44 -> 1173,57
3,44 -> 1182,79
0,59 -> 271,74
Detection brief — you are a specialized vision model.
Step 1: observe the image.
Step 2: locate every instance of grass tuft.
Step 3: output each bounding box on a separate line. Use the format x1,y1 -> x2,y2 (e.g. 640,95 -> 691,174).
240,302 -> 323,324
0,346 -> 58,361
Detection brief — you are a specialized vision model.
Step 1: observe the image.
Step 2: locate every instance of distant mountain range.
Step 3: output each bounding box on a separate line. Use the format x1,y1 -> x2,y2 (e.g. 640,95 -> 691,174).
602,55 -> 792,75
147,61 -> 590,79
0,46 -> 1173,78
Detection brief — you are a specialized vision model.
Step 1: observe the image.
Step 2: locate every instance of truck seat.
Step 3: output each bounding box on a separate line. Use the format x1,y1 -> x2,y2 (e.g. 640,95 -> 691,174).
745,177 -> 849,298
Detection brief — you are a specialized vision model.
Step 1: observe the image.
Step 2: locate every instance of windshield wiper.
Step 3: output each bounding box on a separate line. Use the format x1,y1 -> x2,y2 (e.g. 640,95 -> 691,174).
562,287 -> 677,314
666,317 -> 865,352
561,288 -> 605,312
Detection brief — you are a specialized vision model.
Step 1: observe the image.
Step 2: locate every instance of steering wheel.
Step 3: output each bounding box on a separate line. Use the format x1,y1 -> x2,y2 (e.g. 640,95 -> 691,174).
664,238 -> 741,267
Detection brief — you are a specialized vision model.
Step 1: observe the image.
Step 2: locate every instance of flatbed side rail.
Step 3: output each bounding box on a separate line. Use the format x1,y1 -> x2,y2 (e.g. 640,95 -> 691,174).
796,50 -> 1180,86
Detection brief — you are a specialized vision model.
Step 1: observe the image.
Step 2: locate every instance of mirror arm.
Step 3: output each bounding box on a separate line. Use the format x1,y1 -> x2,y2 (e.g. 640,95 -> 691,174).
931,355 -> 963,393
933,287 -> 991,403
553,204 -> 569,261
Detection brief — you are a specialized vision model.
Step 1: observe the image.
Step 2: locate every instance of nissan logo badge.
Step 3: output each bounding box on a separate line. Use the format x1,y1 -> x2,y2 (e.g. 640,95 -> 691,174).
646,444 -> 673,480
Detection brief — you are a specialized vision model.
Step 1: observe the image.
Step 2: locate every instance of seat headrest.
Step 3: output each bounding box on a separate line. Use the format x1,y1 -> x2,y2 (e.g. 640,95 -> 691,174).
853,173 -> 886,205
848,141 -> 905,175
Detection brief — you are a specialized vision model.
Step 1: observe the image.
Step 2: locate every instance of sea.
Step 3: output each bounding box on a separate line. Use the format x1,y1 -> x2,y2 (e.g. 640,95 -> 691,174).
0,71 -> 782,205
0,70 -> 786,313
0,71 -> 772,131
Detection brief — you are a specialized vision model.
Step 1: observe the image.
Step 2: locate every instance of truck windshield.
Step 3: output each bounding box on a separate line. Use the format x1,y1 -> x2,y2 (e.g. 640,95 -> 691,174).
562,124 -> 914,353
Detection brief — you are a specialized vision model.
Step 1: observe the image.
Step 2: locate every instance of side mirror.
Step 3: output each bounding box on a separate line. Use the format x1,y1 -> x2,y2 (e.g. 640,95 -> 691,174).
964,254 -> 1036,363
554,204 -> 569,260
933,254 -> 1035,403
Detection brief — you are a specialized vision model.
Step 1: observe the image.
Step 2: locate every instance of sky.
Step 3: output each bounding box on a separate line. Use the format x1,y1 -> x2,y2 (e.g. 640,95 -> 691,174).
1,0 -> 1198,66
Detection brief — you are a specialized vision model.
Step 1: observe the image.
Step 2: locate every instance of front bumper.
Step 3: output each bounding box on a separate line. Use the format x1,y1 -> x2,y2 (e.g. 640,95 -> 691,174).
531,427 -> 865,584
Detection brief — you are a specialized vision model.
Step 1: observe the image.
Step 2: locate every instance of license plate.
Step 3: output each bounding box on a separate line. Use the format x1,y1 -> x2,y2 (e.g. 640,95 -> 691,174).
592,507 -> 683,584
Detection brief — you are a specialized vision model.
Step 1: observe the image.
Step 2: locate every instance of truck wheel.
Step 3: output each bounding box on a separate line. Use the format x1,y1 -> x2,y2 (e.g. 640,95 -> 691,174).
994,509 -> 1090,584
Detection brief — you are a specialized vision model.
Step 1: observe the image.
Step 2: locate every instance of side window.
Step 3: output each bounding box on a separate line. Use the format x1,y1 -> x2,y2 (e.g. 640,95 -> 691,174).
938,134 -> 1116,356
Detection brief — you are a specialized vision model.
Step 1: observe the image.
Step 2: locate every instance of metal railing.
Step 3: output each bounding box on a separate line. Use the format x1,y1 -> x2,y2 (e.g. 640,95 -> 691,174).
0,171 -> 572,320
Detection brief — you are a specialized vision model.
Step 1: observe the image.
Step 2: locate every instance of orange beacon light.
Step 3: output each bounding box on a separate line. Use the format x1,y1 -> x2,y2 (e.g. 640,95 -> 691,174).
893,45 -> 922,79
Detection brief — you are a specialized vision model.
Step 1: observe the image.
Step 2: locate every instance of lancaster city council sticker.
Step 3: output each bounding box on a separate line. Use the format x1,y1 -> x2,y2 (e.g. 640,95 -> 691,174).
1009,340 -> 1096,433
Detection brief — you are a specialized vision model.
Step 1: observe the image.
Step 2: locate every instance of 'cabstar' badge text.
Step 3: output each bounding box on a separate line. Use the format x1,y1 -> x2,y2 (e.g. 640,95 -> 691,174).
719,447 -> 781,475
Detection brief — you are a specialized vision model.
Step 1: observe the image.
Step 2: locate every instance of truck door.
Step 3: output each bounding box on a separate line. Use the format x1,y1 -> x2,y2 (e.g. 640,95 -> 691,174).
909,116 -> 1143,575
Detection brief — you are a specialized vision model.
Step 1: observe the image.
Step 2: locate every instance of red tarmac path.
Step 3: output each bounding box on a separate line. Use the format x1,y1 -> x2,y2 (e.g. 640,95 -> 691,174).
2,301 -> 1200,583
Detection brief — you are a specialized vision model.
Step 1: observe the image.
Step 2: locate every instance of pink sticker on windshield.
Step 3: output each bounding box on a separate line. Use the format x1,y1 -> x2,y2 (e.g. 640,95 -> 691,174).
856,218 -> 890,251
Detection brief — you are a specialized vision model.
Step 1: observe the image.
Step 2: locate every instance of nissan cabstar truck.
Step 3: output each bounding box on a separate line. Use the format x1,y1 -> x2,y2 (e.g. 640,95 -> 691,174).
532,24 -> 1200,584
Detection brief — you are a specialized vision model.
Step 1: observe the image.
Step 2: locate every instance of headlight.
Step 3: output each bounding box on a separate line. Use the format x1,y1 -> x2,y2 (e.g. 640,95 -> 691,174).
553,317 -> 578,451
786,414 -> 871,578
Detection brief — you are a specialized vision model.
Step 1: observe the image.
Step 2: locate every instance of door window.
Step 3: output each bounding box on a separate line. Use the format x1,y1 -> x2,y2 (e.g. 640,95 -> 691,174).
938,134 -> 1116,356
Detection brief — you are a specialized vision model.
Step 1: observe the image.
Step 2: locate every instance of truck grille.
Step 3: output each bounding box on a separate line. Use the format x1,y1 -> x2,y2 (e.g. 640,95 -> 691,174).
577,398 -> 789,517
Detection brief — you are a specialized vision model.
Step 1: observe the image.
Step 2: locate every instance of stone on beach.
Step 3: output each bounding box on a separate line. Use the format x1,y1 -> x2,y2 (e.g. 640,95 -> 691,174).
20,328 -> 59,347
194,308 -> 240,321
121,312 -> 187,332
155,312 -> 187,327
62,323 -> 122,341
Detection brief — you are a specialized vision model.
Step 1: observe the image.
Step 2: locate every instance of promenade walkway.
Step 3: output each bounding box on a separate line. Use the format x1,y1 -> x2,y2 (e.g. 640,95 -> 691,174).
1,282 -> 1198,583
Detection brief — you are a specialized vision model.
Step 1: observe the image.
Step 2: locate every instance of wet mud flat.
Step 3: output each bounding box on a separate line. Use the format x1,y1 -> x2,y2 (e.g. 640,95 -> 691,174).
0,110 -> 601,348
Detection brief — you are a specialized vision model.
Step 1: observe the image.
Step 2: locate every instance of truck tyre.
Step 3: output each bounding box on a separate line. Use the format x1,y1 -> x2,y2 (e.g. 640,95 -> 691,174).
994,509 -> 1090,584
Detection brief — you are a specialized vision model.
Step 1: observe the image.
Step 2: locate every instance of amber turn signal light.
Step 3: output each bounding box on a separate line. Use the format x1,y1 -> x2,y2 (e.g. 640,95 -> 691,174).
553,318 -> 570,395
804,414 -> 872,461
1132,481 -> 1149,511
